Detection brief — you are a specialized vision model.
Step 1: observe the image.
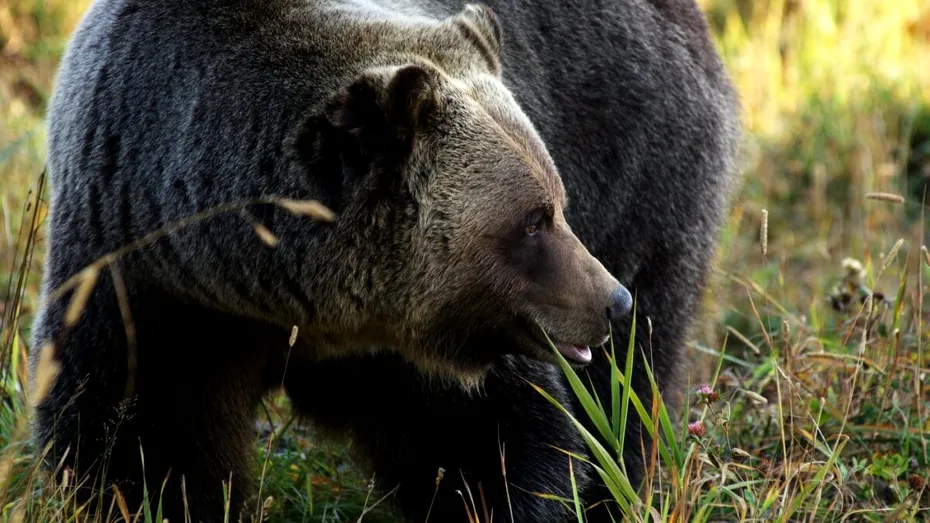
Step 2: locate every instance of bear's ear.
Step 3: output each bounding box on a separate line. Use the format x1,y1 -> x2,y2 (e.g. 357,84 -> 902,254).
324,64 -> 438,157
449,3 -> 503,75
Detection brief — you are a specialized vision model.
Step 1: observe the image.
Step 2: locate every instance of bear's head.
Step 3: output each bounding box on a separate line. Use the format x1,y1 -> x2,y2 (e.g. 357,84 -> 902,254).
311,4 -> 632,383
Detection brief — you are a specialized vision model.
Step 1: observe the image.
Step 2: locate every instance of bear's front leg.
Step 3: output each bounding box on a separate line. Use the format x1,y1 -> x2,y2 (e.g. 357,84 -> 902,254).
284,351 -> 590,523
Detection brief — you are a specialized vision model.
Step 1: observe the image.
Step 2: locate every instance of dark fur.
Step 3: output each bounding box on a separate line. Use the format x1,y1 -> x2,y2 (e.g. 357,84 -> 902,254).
30,0 -> 741,521
299,2 -> 743,521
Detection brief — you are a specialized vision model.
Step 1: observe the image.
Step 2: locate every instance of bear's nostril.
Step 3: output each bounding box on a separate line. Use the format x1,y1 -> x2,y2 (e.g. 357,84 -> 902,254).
607,285 -> 633,320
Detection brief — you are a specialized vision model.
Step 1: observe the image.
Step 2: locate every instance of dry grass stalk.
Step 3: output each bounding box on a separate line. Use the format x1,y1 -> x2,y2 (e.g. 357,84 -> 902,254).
862,293 -> 874,320
8,504 -> 24,523
0,453 -> 13,490
109,263 -> 138,399
922,245 -> 930,268
112,484 -> 132,522
43,196 -> 336,310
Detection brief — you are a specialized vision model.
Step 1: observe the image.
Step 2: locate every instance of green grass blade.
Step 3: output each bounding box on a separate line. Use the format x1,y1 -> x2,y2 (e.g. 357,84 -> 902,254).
617,302 -> 637,467
610,323 -> 620,444
155,474 -> 169,523
614,372 -> 655,439
569,458 -> 585,523
639,352 -> 685,471
528,380 -> 639,514
544,333 -> 617,453
136,444 -> 156,523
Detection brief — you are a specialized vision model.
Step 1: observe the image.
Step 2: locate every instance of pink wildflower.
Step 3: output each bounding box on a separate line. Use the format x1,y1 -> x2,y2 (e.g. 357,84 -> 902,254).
696,385 -> 719,403
688,421 -> 706,438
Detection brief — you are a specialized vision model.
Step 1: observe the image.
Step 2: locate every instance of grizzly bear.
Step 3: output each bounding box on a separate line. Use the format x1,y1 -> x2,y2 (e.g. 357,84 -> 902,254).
30,0 -> 740,522
275,1 -> 742,521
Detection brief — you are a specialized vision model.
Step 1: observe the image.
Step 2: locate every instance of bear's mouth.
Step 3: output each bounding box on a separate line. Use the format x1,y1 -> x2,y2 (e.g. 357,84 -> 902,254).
553,343 -> 593,364
547,333 -> 611,364
516,317 -> 608,365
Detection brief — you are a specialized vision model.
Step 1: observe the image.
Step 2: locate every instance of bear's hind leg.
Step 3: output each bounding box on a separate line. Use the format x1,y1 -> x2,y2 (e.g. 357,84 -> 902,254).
31,278 -> 280,523
31,268 -> 140,516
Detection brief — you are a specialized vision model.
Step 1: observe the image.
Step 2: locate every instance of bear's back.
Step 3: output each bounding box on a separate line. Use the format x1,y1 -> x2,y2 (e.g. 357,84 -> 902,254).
39,0 -> 739,339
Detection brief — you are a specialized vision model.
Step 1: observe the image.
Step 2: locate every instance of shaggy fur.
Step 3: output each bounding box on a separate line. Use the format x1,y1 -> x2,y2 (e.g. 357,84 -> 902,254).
29,0 -> 741,521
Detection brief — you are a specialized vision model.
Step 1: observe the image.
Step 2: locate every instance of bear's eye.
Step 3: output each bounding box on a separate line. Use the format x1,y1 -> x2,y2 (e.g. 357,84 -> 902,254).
523,209 -> 547,237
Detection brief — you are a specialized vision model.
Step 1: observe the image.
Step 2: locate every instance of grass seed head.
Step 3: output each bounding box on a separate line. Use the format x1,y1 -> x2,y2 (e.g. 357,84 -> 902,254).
289,326 -> 299,348
865,192 -> 905,204
880,238 -> 904,272
276,199 -> 336,222
64,265 -> 100,327
760,209 -> 768,256
30,342 -> 61,408
253,223 -> 279,247
740,388 -> 768,405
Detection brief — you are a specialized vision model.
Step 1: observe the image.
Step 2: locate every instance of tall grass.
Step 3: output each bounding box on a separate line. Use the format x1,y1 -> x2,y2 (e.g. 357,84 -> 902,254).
1,0 -> 929,521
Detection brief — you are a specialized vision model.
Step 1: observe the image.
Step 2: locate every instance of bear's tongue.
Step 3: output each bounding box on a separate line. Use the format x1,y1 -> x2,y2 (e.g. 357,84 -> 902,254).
557,344 -> 592,364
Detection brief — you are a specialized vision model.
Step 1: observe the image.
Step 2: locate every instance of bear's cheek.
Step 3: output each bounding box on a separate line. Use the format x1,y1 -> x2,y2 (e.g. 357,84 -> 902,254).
505,232 -> 547,277
506,235 -> 575,307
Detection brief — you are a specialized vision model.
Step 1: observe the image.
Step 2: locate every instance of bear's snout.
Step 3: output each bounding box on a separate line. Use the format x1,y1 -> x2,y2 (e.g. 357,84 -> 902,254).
607,285 -> 633,320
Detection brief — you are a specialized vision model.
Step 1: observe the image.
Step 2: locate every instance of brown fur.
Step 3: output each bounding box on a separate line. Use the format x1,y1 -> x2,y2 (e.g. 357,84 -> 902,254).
31,1 -> 638,519
285,3 -> 627,381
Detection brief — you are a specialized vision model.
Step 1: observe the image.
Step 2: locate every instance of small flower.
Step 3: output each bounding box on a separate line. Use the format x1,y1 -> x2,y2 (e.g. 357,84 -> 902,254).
842,257 -> 865,283
688,421 -> 706,438
695,385 -> 719,404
